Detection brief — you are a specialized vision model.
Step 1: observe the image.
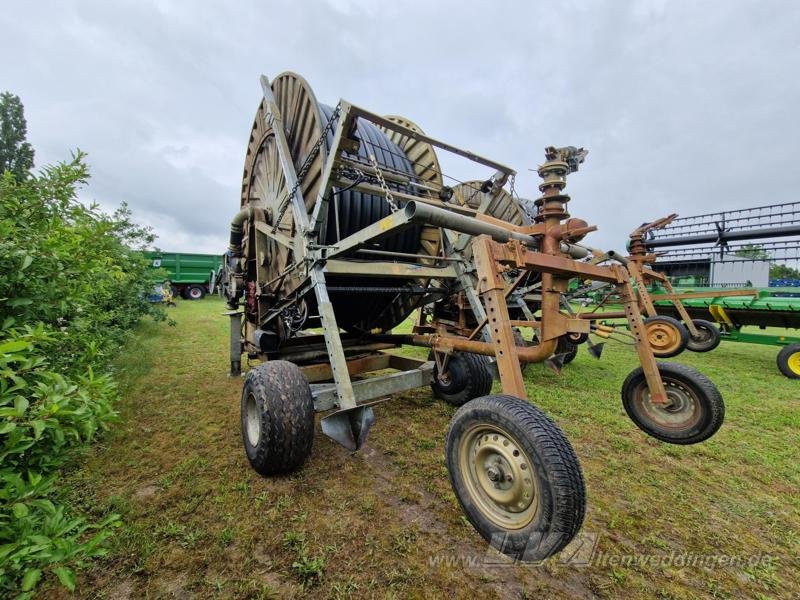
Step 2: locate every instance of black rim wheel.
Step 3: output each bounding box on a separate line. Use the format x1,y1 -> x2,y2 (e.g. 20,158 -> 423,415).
686,319 -> 721,353
556,336 -> 578,364
430,352 -> 493,407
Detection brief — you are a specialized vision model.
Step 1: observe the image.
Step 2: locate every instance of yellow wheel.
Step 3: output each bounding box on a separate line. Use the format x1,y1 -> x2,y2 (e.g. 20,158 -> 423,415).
644,316 -> 689,358
777,344 -> 800,379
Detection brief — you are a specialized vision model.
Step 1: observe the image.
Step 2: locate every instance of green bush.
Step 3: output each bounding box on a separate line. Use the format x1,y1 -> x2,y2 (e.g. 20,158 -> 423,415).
0,153 -> 163,596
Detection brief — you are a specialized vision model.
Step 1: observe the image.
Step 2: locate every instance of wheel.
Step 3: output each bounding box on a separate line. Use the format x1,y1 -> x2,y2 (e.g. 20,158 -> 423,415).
512,328 -> 531,375
556,336 -> 578,365
777,343 -> 800,379
644,316 -> 689,358
686,319 -> 721,353
446,395 -> 586,561
431,352 -> 493,407
186,285 -> 206,300
621,362 -> 725,444
241,360 -> 315,475
567,331 -> 588,345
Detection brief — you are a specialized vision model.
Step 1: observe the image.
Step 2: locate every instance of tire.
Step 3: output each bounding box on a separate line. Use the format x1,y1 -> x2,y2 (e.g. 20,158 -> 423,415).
241,360 -> 315,475
621,362 -> 724,444
567,332 -> 588,345
446,395 -> 586,561
686,319 -> 721,353
644,316 -> 689,358
186,285 -> 206,300
431,352 -> 493,407
776,343 -> 800,379
556,336 -> 578,365
513,328 -> 531,375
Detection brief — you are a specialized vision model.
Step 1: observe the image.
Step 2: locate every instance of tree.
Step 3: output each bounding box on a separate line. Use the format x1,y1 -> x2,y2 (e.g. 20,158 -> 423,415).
770,262 -> 800,280
0,92 -> 35,180
734,243 -> 800,280
734,243 -> 770,260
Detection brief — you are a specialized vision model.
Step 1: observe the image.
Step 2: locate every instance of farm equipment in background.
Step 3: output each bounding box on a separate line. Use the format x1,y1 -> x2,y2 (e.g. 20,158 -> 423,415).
640,203 -> 800,378
146,281 -> 177,306
571,203 -> 800,377
652,288 -> 800,378
564,215 -> 758,359
144,251 -> 223,300
219,72 -> 727,561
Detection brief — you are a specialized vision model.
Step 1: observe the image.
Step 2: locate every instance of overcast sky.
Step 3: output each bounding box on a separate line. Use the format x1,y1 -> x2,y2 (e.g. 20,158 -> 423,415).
3,0 -> 799,253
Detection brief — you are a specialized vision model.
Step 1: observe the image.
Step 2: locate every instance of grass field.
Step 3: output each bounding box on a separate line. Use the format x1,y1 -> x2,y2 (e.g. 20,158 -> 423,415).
53,297 -> 798,599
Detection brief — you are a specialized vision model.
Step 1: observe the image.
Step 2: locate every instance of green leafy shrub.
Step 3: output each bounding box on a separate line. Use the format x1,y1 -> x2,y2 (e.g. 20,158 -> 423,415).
0,153 -> 162,596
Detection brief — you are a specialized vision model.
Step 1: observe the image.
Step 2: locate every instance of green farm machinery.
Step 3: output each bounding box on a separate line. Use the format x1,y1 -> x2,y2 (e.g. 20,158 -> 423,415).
651,287 -> 800,377
144,251 -> 222,300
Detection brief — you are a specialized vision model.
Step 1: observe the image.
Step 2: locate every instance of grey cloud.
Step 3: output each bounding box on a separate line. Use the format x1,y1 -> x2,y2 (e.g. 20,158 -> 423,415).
2,0 -> 798,252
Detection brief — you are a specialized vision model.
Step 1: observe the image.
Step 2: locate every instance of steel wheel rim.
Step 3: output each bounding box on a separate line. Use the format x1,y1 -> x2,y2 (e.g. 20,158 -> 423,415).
788,351 -> 800,375
636,378 -> 701,429
245,392 -> 261,447
691,324 -> 712,343
458,424 -> 538,529
189,288 -> 202,299
647,322 -> 682,354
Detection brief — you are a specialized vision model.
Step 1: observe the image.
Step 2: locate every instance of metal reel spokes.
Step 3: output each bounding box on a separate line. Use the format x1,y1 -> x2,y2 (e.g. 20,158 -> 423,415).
459,424 -> 539,529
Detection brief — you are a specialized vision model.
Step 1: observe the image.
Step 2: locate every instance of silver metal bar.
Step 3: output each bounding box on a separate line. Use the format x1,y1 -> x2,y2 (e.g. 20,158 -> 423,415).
259,75 -> 309,260
328,199 -> 540,261
309,102 -> 353,238
606,250 -> 630,265
516,296 -> 536,321
309,264 -> 356,409
404,201 -> 538,246
324,260 -> 457,279
355,248 -> 462,262
347,104 -> 516,176
225,311 -> 242,376
326,209 -> 417,258
311,362 -> 434,411
254,221 -> 294,249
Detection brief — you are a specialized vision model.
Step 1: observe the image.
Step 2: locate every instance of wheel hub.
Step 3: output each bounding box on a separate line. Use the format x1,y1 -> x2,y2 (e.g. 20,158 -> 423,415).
245,392 -> 261,447
647,322 -> 681,353
788,351 -> 800,375
641,380 -> 698,427
460,425 -> 538,529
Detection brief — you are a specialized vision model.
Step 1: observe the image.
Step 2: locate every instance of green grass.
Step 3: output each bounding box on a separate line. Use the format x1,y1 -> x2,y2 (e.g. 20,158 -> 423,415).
53,297 -> 799,599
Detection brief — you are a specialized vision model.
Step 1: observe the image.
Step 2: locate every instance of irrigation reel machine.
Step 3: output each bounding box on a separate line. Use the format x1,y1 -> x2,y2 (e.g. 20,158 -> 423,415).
219,72 -> 726,560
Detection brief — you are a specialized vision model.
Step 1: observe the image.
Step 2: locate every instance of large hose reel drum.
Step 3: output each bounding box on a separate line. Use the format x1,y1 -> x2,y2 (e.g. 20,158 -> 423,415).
238,72 -> 527,337
240,72 -> 432,334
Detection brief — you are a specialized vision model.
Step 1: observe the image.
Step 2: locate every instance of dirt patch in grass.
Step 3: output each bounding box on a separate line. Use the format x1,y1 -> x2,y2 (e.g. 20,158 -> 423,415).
49,298 -> 799,599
